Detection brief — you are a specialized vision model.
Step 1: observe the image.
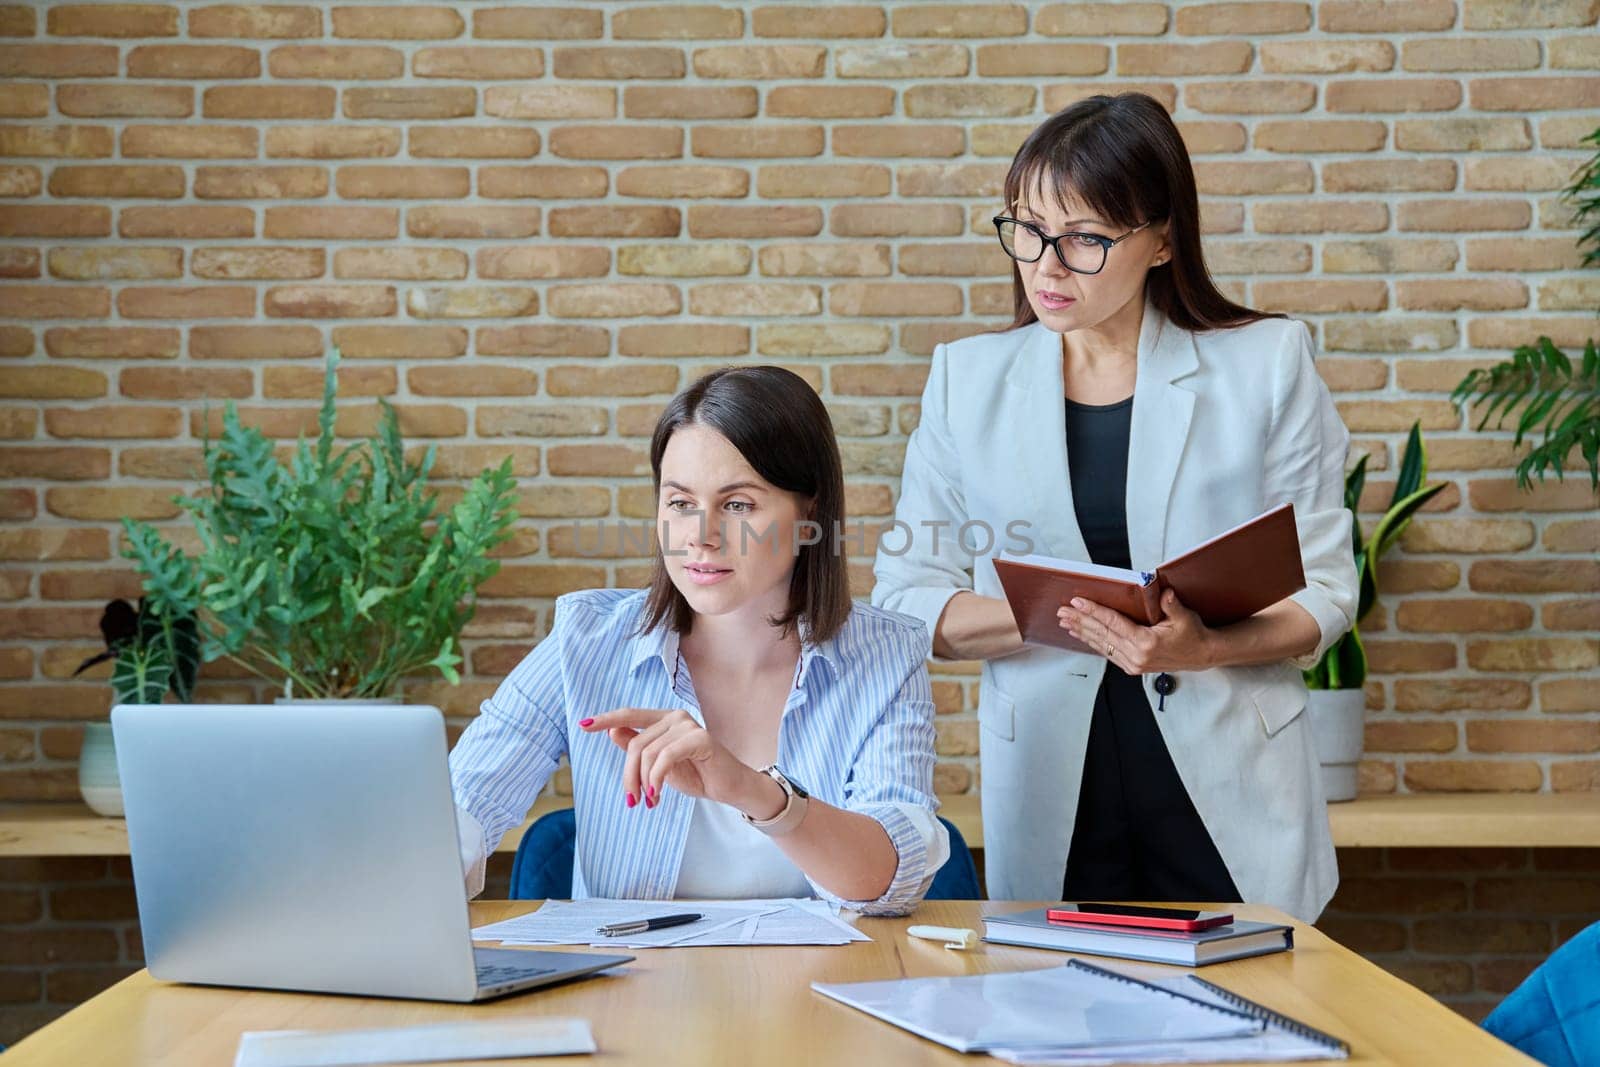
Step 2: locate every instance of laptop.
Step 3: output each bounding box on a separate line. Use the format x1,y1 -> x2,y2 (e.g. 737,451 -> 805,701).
112,702 -> 633,1002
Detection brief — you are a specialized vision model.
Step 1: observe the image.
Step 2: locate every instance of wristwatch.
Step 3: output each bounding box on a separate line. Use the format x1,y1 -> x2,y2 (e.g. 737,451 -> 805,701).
741,764 -> 810,837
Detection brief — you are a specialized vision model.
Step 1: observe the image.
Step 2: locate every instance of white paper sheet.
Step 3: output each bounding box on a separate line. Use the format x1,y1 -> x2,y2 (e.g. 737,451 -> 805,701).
471,898 -> 871,948
233,1018 -> 595,1067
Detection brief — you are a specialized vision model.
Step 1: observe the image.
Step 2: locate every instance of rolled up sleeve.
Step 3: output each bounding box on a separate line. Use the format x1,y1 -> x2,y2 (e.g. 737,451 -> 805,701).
815,628 -> 950,916
871,342 -> 975,663
448,614 -> 570,898
1263,321 -> 1359,671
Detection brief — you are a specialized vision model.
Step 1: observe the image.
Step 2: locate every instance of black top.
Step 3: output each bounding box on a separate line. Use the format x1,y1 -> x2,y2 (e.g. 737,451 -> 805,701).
1064,395 -> 1134,570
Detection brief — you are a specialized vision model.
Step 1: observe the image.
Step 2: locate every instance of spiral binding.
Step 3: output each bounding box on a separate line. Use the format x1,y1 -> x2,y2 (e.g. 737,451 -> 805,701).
1062,958 -> 1257,1026
1183,974 -> 1350,1055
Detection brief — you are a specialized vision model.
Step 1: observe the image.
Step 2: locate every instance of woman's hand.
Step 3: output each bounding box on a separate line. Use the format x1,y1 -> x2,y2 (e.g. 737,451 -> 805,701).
578,708 -> 778,815
1057,589 -> 1219,674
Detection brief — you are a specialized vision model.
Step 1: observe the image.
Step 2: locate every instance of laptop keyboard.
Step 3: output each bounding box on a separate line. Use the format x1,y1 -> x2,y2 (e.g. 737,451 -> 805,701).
476,961 -> 559,987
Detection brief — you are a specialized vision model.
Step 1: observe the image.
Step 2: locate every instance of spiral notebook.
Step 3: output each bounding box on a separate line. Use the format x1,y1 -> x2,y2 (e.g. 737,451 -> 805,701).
989,963 -> 1350,1065
812,958 -> 1265,1055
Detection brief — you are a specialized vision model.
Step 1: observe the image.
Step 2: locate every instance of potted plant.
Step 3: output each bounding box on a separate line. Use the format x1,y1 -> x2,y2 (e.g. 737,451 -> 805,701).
1451,126 -> 1599,493
1304,422 -> 1446,801
121,347 -> 519,702
70,597 -> 199,815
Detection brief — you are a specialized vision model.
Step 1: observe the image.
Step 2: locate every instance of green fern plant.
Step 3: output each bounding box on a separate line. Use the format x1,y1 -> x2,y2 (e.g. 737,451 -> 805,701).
1304,422 -> 1447,691
1451,123 -> 1600,492
122,347 -> 519,700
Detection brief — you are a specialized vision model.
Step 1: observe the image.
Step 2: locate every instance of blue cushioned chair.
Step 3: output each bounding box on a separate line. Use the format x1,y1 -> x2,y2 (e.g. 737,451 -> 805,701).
511,808 -> 982,901
1482,920 -> 1600,1067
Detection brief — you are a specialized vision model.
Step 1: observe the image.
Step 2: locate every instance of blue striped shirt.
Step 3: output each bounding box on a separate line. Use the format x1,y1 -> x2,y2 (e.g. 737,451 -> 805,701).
449,587 -> 949,916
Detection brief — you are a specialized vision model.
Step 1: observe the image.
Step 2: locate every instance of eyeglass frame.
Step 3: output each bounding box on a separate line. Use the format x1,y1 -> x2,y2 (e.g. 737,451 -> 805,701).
991,215 -> 1160,275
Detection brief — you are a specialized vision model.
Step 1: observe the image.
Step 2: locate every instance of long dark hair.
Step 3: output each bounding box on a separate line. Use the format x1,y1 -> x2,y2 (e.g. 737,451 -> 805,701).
1001,92 -> 1284,334
637,366 -> 851,646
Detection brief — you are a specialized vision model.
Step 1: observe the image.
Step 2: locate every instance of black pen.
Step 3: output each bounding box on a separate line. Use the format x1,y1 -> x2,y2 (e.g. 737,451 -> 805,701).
596,912 -> 703,937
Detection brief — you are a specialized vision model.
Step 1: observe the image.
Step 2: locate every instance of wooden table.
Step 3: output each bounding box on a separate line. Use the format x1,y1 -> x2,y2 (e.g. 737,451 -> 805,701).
8,792 -> 1600,856
2,901 -> 1532,1066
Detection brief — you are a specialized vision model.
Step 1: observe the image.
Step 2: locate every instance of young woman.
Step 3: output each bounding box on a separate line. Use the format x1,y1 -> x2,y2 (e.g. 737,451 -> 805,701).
450,366 -> 949,915
872,92 -> 1358,922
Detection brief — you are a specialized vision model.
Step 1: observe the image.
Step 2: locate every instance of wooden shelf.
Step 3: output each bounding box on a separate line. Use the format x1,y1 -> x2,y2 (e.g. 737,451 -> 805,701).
5,792 -> 1599,857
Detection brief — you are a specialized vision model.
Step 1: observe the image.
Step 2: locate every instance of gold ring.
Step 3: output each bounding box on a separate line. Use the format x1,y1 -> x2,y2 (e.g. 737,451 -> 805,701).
1105,643 -> 1114,657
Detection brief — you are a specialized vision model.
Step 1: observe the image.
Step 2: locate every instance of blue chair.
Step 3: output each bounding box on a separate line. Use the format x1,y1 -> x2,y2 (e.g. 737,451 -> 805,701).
1482,920 -> 1600,1067
511,808 -> 982,901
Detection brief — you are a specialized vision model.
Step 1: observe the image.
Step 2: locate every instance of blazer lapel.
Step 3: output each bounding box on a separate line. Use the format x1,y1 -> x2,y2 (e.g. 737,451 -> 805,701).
1002,322 -> 1089,563
1125,299 -> 1199,571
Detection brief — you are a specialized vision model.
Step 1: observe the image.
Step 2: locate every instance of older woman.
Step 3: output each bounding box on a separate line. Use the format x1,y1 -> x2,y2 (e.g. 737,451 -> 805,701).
872,93 -> 1357,922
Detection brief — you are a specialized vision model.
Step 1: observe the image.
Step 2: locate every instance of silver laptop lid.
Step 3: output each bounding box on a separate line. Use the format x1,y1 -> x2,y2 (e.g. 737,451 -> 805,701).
112,703 -> 480,1001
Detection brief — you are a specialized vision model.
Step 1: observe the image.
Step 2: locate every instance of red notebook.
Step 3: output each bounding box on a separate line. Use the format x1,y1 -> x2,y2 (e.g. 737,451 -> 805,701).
993,503 -> 1306,653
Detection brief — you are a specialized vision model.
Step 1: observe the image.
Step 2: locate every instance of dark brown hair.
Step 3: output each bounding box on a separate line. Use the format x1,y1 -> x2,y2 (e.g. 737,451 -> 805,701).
637,366 -> 851,646
1002,92 -> 1285,333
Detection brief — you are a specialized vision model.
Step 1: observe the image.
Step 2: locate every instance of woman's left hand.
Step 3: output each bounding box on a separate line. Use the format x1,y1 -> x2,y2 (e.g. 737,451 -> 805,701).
1058,589 -> 1218,674
579,708 -> 768,813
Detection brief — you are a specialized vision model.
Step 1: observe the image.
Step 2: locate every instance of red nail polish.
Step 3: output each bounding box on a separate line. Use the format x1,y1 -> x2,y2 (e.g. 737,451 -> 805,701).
625,792 -> 636,807
578,718 -> 594,728
647,786 -> 656,804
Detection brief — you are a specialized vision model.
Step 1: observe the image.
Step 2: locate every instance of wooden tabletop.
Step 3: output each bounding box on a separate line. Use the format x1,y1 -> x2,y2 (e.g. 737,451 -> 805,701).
7,792 -> 1600,856
4,901 -> 1532,1066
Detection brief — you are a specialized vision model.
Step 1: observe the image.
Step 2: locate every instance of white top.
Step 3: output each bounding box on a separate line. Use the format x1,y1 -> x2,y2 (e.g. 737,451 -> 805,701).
671,797 -> 813,900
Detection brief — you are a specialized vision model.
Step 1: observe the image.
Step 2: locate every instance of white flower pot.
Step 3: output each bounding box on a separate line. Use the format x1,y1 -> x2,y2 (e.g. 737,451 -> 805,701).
1306,688 -> 1366,803
78,722 -> 124,817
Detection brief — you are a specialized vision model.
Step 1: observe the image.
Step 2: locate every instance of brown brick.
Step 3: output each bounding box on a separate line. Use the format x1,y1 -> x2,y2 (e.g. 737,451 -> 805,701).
1398,198 -> 1532,234
617,323 -> 747,359
1469,720 -> 1600,755
120,204 -> 255,238
1320,1 -> 1456,32
0,205 -> 102,241
480,246 -> 610,280
120,366 -> 252,400
892,4 -> 1026,36
117,285 -> 253,319
1465,0 -> 1600,29
1254,201 -> 1388,233
404,287 -> 535,320
47,247 -> 183,281
266,44 -> 402,80
689,283 -> 821,317
1546,598 -> 1600,632
261,205 -> 394,239
613,5 -> 741,38
264,365 -> 395,399
331,323 -> 467,361
413,46 -> 543,80
412,367 -> 537,399
120,123 -> 255,160
1365,639 -> 1456,673
1553,761 -> 1600,791
691,124 -> 823,159
0,928 -> 120,966
549,125 -> 682,161
264,285 -> 394,318
1406,760 -> 1544,793
1365,721 -> 1458,753
56,83 -> 192,121
546,284 -> 679,319
837,43 -> 968,78
477,325 -> 610,359
1468,638 -> 1599,672
0,43 -> 119,78
1470,559 -> 1600,593
477,165 -> 607,200
1544,520 -> 1599,554
264,125 -> 401,160
0,446 -> 110,480
409,126 -> 545,160
189,324 -> 322,360
407,206 -> 539,240
624,86 -> 756,120
125,44 -> 259,79
547,444 -> 650,478
618,244 -> 748,277
692,44 -> 826,79
766,85 -> 895,118
196,85 -> 331,124
1258,280 -> 1388,313
1324,160 -> 1458,194
904,84 -> 1034,118
1330,875 -> 1468,913
689,204 -> 822,239
547,204 -> 678,238
752,5 -> 884,37
551,46 -> 683,80
189,6 -> 322,38
831,203 -> 964,237
1475,876 -> 1600,912
472,7 -> 601,39
1186,81 -> 1314,114
331,5 -> 462,38
1469,478 -> 1600,514
615,164 -> 747,199
1396,599 -> 1532,633
1394,679 -> 1531,712
190,246 -> 321,279
0,123 -> 112,157
334,247 -> 468,281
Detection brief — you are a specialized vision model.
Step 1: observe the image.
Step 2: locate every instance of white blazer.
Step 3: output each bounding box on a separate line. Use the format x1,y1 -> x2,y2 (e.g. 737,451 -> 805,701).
871,298 -> 1358,922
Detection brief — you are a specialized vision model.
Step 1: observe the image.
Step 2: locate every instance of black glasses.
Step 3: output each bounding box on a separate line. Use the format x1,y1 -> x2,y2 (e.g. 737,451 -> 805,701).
992,216 -> 1156,275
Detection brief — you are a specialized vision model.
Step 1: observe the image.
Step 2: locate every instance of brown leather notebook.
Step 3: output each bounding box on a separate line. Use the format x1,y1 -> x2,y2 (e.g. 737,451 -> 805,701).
993,503 -> 1306,653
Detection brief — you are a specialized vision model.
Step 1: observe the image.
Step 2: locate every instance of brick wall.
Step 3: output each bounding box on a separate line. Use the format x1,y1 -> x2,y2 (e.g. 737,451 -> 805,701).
1,0 -> 1598,1045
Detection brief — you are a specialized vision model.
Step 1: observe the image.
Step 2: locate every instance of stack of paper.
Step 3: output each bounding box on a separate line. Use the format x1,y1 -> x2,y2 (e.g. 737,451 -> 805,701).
471,899 -> 871,948
234,1019 -> 595,1067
